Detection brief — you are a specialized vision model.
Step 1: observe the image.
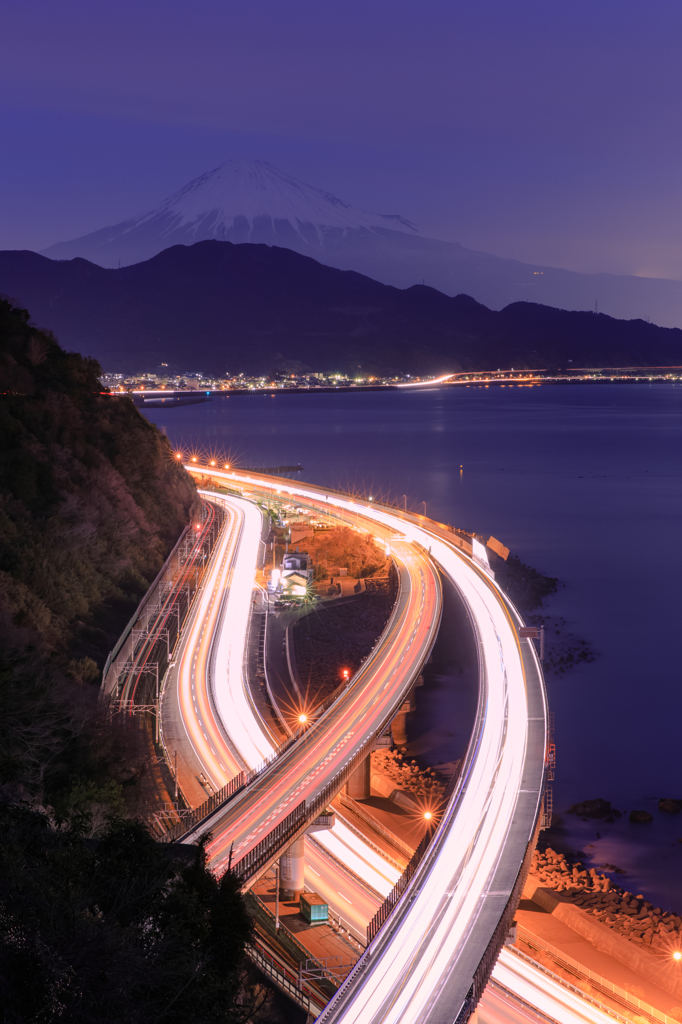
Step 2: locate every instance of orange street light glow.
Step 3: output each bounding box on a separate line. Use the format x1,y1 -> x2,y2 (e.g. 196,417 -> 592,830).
674,951 -> 682,961
424,811 -> 433,820
298,713 -> 308,724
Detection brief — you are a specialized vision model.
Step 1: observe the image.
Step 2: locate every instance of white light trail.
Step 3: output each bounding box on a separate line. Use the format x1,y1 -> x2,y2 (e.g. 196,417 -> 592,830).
396,374 -> 456,388
201,491 -> 275,767
489,947 -> 621,1024
315,821 -> 401,897
188,469 -> 542,1024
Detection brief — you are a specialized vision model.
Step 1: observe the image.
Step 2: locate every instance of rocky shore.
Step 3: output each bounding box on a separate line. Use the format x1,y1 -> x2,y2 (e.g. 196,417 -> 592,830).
530,847 -> 682,953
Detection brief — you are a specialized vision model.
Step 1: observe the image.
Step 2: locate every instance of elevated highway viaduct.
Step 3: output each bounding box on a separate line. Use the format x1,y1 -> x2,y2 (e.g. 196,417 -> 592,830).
175,467 -> 547,1024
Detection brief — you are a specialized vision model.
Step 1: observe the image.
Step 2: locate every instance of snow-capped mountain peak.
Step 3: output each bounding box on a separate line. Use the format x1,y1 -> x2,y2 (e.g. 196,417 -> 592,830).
42,158 -> 419,267
145,158 -> 418,237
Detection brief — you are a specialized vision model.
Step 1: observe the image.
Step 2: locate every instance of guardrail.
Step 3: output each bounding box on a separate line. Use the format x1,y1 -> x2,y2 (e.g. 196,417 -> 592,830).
366,825 -> 434,942
159,733 -> 300,843
517,924 -> 680,1024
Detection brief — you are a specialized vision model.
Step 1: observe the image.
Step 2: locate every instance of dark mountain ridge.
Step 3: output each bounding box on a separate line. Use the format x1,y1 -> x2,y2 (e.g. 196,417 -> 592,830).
2,240 -> 682,374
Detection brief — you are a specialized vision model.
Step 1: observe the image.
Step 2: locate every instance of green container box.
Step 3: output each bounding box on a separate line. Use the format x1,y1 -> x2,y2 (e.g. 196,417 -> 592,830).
300,892 -> 329,925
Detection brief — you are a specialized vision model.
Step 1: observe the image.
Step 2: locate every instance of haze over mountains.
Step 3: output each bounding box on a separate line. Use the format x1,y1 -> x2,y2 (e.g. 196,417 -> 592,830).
3,241 -> 681,376
41,159 -> 682,329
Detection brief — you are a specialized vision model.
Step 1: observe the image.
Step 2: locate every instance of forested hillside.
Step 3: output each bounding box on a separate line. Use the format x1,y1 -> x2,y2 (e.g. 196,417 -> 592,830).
0,297 -> 273,1024
0,296 -> 197,811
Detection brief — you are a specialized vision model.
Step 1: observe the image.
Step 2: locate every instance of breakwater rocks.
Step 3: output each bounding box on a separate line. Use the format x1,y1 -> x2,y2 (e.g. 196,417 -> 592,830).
533,615 -> 596,678
569,796 -> 680,823
531,848 -> 682,952
569,798 -> 620,821
629,809 -> 654,823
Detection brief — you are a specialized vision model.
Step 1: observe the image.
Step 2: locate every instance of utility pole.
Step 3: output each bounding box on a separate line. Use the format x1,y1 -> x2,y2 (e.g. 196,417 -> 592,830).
275,863 -> 281,931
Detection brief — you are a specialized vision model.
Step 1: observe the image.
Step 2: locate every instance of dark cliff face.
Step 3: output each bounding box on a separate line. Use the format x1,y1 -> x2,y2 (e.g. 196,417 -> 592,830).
1,241 -> 682,374
0,297 -> 198,804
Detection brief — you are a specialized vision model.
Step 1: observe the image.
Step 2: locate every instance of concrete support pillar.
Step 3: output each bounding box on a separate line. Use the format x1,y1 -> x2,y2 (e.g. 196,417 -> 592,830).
279,835 -> 305,900
346,754 -> 371,800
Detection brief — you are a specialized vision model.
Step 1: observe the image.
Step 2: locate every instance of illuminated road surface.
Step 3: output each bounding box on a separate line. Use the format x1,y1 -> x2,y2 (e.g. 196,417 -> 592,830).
161,490 -> 405,938
484,946 -> 626,1024
181,533 -> 441,876
186,469 -> 545,1024
162,494 -> 271,798
172,472 -> 616,1024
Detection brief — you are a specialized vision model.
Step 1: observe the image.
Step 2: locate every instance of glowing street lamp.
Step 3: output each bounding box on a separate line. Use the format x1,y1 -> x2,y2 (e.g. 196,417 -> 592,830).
298,713 -> 308,725
424,811 -> 433,821
674,951 -> 682,961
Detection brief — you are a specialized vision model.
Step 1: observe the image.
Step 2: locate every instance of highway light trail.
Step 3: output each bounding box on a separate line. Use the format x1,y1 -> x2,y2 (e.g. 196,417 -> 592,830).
487,946 -> 625,1024
207,493 -> 274,767
163,488 -> 418,930
187,468 -> 545,1024
193,537 -> 440,875
166,493 -> 273,798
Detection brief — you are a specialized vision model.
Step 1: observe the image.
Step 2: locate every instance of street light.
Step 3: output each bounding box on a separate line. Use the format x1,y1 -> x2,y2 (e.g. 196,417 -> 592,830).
298,713 -> 307,724
674,951 -> 682,961
424,811 -> 432,821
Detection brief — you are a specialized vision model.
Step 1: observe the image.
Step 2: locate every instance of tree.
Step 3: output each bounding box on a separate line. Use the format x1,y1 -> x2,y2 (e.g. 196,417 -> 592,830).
0,804 -> 253,1023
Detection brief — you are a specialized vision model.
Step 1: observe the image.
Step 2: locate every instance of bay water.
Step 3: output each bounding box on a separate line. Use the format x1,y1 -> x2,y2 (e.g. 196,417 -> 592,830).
144,383 -> 682,909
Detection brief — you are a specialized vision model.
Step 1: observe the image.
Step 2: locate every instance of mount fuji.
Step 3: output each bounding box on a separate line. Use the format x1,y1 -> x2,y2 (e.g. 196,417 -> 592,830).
41,159 -> 682,327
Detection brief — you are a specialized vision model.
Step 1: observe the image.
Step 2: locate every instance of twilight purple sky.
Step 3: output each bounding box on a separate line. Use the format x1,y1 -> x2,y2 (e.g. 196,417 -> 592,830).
3,0 -> 682,278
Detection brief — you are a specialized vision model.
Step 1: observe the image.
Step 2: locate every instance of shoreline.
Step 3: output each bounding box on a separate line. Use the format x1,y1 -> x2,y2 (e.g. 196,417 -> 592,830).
116,373 -> 682,408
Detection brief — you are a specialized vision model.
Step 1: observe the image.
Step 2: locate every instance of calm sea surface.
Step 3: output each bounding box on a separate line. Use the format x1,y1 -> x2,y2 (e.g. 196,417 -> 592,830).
144,383 -> 682,908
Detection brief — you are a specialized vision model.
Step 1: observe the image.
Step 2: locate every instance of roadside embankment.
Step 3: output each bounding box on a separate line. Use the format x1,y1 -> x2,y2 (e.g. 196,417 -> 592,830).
521,847 -> 682,1006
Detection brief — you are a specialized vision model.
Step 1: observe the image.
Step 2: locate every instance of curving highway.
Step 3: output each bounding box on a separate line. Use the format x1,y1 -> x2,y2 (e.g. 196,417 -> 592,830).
183,468 -> 546,1024
161,467 -> 547,1023
179,528 -> 441,878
